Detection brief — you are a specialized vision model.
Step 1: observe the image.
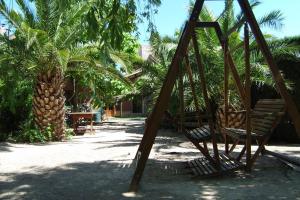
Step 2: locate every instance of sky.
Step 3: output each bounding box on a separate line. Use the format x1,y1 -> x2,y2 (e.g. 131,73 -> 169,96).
137,0 -> 300,44
1,0 -> 299,44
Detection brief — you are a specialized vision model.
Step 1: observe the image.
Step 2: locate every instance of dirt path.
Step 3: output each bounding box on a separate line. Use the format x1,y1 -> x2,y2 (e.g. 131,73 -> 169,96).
0,118 -> 300,200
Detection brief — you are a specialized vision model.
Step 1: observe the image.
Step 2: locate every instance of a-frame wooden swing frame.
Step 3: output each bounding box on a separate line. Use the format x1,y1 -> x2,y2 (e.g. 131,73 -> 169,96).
129,0 -> 300,192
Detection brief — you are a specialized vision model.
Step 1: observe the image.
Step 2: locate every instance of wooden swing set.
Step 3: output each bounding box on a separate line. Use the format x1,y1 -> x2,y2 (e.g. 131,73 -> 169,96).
129,0 -> 300,192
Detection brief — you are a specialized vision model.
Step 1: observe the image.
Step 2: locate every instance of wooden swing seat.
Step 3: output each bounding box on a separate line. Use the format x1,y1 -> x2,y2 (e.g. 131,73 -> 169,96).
184,125 -> 212,142
188,153 -> 244,177
223,99 -> 285,141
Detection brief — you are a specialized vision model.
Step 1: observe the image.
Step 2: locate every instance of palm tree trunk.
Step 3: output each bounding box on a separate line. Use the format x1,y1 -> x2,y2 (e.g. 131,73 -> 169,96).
33,69 -> 65,140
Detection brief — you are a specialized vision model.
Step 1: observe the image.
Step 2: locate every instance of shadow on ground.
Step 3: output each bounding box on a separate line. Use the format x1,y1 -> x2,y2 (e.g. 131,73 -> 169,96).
1,156 -> 300,200
1,118 -> 300,200
0,143 -> 12,152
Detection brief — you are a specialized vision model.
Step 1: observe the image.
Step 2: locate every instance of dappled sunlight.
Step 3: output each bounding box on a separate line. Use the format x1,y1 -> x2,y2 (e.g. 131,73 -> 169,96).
1,118 -> 300,199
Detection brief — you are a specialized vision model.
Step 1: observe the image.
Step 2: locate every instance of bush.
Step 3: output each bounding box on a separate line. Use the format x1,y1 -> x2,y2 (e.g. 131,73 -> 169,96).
14,119 -> 54,143
64,129 -> 75,140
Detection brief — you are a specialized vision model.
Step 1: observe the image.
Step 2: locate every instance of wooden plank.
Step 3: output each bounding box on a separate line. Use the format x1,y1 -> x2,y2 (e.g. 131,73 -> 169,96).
256,103 -> 284,107
198,127 -> 208,137
253,126 -> 270,134
223,154 -> 239,168
190,167 -> 199,175
257,99 -> 284,103
253,117 -> 275,124
191,160 -> 205,175
192,130 -> 202,140
197,158 -> 215,174
191,130 -> 200,140
189,161 -> 201,176
253,117 -> 276,123
195,129 -> 205,139
205,161 -> 217,174
195,21 -> 219,28
195,159 -> 210,175
252,118 -> 275,124
220,154 -> 232,170
252,122 -> 273,130
187,160 -> 195,168
226,154 -> 242,168
187,154 -> 243,177
254,107 -> 283,112
238,0 -> 300,138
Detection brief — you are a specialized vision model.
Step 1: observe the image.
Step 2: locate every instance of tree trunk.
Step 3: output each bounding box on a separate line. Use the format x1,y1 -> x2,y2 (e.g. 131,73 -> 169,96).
33,68 -> 65,140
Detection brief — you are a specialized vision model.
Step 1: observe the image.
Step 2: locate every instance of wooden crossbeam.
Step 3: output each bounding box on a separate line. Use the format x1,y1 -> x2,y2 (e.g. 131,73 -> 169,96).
238,0 -> 300,137
195,21 -> 219,28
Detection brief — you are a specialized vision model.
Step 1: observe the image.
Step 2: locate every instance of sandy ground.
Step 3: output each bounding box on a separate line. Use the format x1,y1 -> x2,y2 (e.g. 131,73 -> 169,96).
0,117 -> 300,200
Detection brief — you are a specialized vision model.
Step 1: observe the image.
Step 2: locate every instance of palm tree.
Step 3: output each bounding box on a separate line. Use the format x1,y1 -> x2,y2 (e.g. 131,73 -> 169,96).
190,0 -> 286,108
0,0 -> 141,139
139,0 -> 291,116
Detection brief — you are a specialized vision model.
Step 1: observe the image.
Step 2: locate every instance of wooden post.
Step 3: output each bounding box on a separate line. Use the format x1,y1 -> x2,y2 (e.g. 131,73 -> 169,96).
238,0 -> 300,137
179,64 -> 184,132
224,39 -> 229,127
194,22 -> 246,105
192,29 -> 220,168
185,55 -> 202,127
213,24 -> 247,105
120,102 -> 123,117
244,23 -> 252,171
185,55 -> 209,152
224,39 -> 229,154
129,0 -> 205,192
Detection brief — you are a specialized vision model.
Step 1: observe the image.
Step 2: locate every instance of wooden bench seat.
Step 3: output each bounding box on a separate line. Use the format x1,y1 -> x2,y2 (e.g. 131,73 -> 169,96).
223,99 -> 286,166
187,153 -> 244,177
184,125 -> 212,142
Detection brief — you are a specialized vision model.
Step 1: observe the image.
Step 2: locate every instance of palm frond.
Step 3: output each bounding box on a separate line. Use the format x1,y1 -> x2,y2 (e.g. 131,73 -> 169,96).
16,0 -> 35,27
0,0 -> 23,29
258,10 -> 284,30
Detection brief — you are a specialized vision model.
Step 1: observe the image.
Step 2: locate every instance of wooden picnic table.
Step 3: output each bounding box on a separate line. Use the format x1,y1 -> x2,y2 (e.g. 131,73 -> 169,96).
69,112 -> 97,134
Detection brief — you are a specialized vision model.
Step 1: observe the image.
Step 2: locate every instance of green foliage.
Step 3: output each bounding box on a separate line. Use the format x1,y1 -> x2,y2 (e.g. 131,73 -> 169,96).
0,0 -> 161,142
138,0 -> 296,117
64,129 -> 75,140
15,118 -> 53,143
0,41 -> 33,139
